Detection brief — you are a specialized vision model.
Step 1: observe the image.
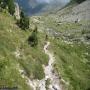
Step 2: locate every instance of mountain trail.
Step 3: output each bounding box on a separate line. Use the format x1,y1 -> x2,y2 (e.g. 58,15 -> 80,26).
18,41 -> 62,90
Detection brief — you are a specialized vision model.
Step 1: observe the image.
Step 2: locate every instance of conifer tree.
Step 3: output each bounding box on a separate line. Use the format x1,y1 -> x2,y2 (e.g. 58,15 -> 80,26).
19,11 -> 29,30
28,26 -> 38,47
71,0 -> 86,3
7,0 -> 15,15
0,0 -> 7,9
0,0 -> 15,15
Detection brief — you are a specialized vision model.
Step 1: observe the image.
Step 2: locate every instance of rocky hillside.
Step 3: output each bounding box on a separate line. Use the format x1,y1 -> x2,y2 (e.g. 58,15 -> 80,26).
51,0 -> 90,22
0,0 -> 90,90
0,11 -> 48,90
30,0 -> 90,90
57,0 -> 90,21
31,0 -> 90,43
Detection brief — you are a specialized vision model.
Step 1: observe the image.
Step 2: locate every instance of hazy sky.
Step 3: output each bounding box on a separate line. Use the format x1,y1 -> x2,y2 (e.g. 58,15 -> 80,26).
15,0 -> 70,15
36,0 -> 70,3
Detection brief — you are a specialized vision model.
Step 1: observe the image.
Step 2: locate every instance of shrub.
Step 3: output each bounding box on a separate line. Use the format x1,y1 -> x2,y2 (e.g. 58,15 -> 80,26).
7,0 -> 15,15
34,63 -> 45,80
0,0 -> 15,15
28,26 -> 38,47
71,0 -> 86,3
0,0 -> 7,9
19,11 -> 29,30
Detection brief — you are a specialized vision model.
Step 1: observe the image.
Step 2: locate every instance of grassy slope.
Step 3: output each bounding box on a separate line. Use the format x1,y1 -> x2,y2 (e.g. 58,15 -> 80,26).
46,17 -> 90,89
48,20 -> 90,90
0,2 -> 90,90
34,5 -> 90,89
51,39 -> 90,90
0,12 -> 48,90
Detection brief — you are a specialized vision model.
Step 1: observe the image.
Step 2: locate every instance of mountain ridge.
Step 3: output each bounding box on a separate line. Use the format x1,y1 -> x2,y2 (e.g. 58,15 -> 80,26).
15,0 -> 69,15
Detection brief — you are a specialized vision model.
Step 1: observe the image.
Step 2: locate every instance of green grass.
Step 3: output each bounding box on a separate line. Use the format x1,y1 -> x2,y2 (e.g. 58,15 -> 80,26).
0,6 -> 90,90
46,18 -> 90,90
50,38 -> 90,90
31,13 -> 90,90
0,12 -> 48,90
38,10 -> 90,90
30,12 -> 90,89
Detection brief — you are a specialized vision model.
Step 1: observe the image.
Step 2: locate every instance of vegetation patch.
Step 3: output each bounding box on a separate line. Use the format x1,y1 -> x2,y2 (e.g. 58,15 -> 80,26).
0,12 -> 48,90
51,39 -> 90,90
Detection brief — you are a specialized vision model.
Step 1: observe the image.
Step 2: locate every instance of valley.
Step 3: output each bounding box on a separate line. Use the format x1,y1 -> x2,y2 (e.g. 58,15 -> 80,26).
0,0 -> 90,90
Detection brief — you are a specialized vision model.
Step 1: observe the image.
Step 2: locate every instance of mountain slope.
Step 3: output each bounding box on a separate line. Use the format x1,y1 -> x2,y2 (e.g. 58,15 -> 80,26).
0,0 -> 90,90
53,0 -> 90,22
29,1 -> 90,90
0,12 -> 48,90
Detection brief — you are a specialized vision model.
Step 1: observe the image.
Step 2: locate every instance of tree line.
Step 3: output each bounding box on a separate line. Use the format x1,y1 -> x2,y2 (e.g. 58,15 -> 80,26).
0,0 -> 38,47
71,0 -> 86,3
0,0 -> 15,15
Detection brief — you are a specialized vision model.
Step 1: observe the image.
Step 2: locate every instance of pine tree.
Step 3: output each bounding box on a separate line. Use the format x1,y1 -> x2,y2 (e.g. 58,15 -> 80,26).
19,11 -> 29,30
7,0 -> 15,15
28,26 -> 38,47
0,0 -> 15,15
0,0 -> 7,9
71,0 -> 86,3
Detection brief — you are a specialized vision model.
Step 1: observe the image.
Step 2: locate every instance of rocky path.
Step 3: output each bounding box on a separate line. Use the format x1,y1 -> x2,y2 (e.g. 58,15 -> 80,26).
43,42 -> 61,90
18,41 -> 62,90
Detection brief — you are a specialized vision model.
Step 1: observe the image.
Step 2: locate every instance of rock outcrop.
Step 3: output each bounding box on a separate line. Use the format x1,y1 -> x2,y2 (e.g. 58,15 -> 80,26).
14,2 -> 20,20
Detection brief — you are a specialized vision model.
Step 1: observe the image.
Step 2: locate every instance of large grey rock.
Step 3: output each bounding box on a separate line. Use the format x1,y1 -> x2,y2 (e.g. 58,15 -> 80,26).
14,2 -> 20,20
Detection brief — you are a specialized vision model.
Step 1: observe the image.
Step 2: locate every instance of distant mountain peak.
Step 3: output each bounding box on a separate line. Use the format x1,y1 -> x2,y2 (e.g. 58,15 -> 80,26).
15,0 -> 70,15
